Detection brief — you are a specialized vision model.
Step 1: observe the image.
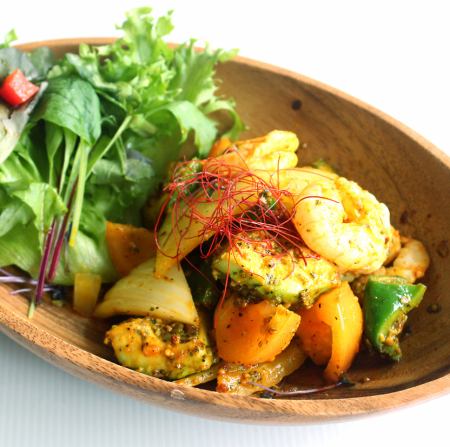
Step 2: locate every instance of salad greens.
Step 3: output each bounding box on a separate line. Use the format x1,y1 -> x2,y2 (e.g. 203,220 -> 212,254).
0,7 -> 244,297
0,40 -> 53,81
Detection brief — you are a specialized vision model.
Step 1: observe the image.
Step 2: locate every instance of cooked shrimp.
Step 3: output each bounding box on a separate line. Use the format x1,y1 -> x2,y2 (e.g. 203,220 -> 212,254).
253,167 -> 336,212
293,176 -> 391,274
276,167 -> 336,194
235,130 -> 299,158
206,130 -> 299,172
384,236 -> 430,283
350,226 -> 400,296
351,235 -> 430,296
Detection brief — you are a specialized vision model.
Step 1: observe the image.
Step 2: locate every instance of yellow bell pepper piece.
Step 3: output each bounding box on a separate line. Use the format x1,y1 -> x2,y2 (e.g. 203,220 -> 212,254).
297,282 -> 363,382
73,272 -> 102,316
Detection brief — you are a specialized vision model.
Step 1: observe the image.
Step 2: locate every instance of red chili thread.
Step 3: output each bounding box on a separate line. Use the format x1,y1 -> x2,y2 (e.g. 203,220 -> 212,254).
154,156 -> 331,324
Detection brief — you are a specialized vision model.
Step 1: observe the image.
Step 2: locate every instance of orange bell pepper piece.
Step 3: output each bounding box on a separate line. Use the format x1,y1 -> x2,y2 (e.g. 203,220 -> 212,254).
208,137 -> 232,157
297,282 -> 363,382
106,222 -> 156,277
215,297 -> 300,364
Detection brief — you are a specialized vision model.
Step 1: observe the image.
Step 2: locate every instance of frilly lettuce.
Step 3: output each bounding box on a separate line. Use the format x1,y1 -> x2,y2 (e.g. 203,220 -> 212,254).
0,7 -> 243,285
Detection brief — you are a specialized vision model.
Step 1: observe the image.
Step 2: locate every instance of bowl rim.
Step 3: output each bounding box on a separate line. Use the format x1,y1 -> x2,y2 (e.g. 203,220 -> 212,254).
17,37 -> 450,168
1,295 -> 449,423
0,37 -> 448,423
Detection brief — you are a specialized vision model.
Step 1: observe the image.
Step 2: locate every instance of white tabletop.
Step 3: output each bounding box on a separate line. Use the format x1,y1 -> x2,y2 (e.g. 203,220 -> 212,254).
1,1 -> 449,446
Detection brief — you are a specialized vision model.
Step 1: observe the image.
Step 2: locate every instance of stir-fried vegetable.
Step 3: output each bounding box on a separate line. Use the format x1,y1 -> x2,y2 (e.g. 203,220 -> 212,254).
297,282 -> 363,382
94,257 -> 199,325
105,222 -> 155,277
105,315 -> 215,380
73,272 -> 102,316
363,276 -> 426,361
215,296 -> 300,364
212,232 -> 340,306
216,341 -> 306,395
119,129 -> 428,391
0,6 -> 431,396
154,130 -> 299,276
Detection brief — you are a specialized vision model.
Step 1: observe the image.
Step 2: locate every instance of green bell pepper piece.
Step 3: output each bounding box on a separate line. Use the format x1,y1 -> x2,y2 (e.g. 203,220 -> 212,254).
363,275 -> 426,361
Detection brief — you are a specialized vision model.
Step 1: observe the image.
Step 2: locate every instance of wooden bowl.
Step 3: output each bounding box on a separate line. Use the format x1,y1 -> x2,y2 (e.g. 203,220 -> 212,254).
0,38 -> 449,424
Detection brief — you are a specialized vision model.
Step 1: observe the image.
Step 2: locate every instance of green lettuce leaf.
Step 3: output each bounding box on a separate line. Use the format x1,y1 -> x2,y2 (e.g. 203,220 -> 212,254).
0,225 -> 41,277
55,7 -> 244,170
157,100 -> 217,156
0,7 -> 244,287
0,224 -> 116,285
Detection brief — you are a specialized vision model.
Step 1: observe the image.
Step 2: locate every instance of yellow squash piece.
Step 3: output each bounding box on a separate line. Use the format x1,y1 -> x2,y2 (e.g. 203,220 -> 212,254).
73,272 -> 102,316
215,297 -> 300,364
94,257 -> 199,325
297,282 -> 363,382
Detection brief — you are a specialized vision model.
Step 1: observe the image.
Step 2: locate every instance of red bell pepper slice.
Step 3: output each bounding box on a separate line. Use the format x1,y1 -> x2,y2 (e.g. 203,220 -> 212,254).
0,69 -> 39,107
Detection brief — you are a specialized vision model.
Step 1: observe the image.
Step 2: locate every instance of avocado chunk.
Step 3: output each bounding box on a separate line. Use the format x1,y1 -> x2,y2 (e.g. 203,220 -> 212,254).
106,316 -> 216,380
211,232 -> 340,307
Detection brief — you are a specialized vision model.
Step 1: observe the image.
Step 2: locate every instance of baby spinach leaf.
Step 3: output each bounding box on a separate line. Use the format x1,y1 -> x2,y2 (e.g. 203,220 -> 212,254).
45,121 -> 64,187
28,47 -> 55,80
33,76 -> 101,145
85,151 -> 155,226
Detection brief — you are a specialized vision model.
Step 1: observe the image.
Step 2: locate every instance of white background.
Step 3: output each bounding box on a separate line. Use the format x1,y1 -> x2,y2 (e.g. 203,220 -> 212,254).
0,1 -> 449,446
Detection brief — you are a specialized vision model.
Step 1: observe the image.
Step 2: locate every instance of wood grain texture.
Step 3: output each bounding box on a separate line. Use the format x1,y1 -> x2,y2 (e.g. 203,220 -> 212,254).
0,38 -> 448,424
